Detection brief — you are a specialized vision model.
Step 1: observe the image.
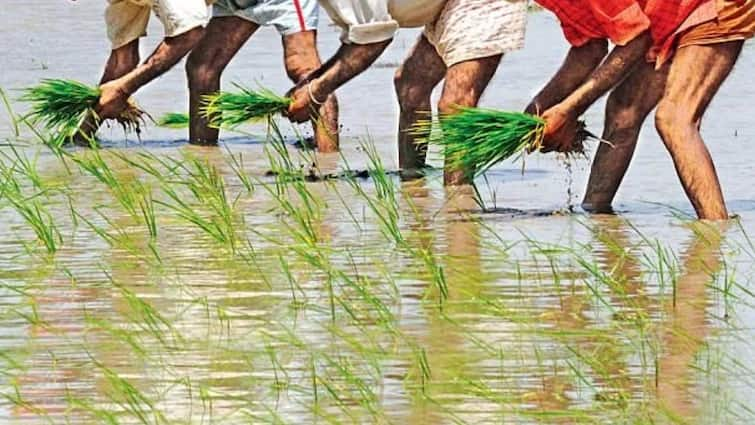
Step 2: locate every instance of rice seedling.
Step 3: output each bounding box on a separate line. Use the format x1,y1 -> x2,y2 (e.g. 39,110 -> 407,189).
224,146 -> 254,194
156,112 -> 189,128
0,87 -> 20,137
411,107 -> 589,175
154,154 -> 239,253
201,84 -> 290,128
20,79 -> 146,143
4,179 -> 63,255
94,359 -> 168,425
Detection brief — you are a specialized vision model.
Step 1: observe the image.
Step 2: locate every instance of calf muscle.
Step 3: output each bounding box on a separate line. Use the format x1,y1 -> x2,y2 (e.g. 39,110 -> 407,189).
655,41 -> 743,220
395,35 -> 446,173
440,55 -> 502,186
187,17 -> 258,145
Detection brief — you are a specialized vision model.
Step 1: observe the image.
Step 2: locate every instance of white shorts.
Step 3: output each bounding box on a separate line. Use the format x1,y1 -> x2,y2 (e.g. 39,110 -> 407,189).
213,0 -> 319,35
106,0 -> 209,49
424,0 -> 528,66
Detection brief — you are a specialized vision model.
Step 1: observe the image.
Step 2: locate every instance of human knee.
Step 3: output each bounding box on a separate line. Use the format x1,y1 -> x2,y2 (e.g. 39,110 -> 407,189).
394,67 -> 432,111
285,55 -> 318,82
606,91 -> 647,128
186,51 -> 221,89
283,33 -> 320,82
655,101 -> 695,148
438,92 -> 476,115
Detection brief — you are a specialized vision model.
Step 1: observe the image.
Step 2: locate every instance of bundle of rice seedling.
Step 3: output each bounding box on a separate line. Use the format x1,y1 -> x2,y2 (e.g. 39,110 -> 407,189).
412,106 -> 588,175
156,112 -> 190,128
21,79 -> 145,141
201,84 -> 291,129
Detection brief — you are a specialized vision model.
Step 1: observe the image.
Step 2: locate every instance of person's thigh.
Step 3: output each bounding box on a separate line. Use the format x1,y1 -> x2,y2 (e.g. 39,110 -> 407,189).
187,16 -> 259,74
660,41 -> 743,124
438,54 -> 502,112
282,30 -> 321,80
395,35 -> 447,103
606,61 -> 668,125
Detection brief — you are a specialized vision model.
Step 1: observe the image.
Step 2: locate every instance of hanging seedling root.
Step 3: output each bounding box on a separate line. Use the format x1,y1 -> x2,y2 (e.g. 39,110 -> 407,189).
114,97 -> 148,135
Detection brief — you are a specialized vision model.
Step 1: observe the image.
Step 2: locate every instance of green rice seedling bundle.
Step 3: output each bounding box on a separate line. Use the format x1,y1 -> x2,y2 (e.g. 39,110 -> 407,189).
201,84 -> 291,129
412,107 -> 588,175
21,79 -> 145,141
156,112 -> 190,128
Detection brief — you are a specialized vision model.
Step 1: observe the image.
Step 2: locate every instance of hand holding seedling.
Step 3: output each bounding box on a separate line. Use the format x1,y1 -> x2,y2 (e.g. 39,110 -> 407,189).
540,105 -> 579,153
286,80 -> 321,123
96,80 -> 131,120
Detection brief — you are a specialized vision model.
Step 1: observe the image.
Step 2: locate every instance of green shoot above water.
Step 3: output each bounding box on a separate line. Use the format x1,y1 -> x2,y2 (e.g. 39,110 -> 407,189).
201,84 -> 291,129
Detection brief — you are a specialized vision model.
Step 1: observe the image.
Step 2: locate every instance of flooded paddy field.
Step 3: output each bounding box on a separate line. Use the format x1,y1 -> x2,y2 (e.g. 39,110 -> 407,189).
1,3 -> 754,424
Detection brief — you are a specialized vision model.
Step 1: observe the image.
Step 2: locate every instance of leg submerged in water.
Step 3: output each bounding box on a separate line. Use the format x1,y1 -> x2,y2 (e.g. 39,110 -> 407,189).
283,31 -> 339,153
438,54 -> 502,186
394,35 -> 447,178
582,62 -> 669,213
655,41 -> 743,220
186,16 -> 259,146
75,40 -> 141,145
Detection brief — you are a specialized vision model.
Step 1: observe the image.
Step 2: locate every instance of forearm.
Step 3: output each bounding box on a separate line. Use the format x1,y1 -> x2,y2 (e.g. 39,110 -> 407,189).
528,39 -> 608,113
311,40 -> 392,98
115,27 -> 204,94
560,32 -> 652,115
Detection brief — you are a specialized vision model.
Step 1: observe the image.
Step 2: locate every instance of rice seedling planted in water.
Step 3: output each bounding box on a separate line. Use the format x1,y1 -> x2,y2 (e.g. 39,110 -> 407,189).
20,79 -> 146,143
156,112 -> 189,128
201,84 -> 291,129
412,107 -> 588,175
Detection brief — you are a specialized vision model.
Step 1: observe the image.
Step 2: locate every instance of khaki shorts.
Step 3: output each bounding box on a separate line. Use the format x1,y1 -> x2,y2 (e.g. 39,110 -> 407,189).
678,0 -> 755,49
106,0 -> 209,49
424,0 -> 527,66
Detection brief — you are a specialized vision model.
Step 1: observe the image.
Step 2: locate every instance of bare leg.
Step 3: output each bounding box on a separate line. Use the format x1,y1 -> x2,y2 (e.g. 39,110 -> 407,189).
282,31 -> 339,152
394,35 -> 447,177
438,55 -> 502,186
655,41 -> 743,220
582,62 -> 669,212
186,17 -> 259,145
75,40 -> 141,144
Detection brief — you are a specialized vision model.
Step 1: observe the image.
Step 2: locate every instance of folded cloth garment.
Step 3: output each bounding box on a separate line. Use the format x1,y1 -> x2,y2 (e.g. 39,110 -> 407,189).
424,0 -> 528,66
213,0 -> 319,35
679,0 -> 755,48
106,0 -> 209,49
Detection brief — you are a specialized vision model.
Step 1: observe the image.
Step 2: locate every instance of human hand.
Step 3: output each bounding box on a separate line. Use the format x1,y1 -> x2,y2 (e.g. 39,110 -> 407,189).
286,80 -> 325,123
540,105 -> 578,153
95,80 -> 131,120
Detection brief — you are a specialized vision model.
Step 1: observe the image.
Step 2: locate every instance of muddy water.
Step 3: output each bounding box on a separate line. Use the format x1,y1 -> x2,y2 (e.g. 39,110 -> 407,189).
1,3 -> 754,424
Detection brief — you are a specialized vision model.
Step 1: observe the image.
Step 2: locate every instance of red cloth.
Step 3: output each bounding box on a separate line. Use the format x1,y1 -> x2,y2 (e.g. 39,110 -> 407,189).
536,0 -> 651,46
645,0 -> 718,65
538,0 -> 720,65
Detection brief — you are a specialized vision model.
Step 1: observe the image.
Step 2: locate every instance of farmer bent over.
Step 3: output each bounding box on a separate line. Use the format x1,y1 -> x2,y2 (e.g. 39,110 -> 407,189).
284,0 -> 528,185
531,0 -> 754,220
186,0 -> 339,151
79,0 -> 209,141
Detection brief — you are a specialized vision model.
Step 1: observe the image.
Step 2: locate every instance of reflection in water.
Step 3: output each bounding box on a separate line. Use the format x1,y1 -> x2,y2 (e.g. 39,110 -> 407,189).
655,223 -> 725,422
0,143 -> 752,423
